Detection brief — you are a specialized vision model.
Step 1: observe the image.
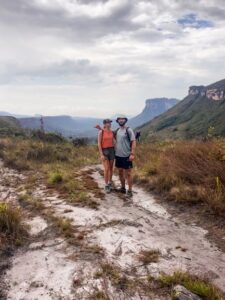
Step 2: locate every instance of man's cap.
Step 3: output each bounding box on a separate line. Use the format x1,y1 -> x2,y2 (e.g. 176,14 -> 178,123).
116,114 -> 128,122
103,118 -> 113,124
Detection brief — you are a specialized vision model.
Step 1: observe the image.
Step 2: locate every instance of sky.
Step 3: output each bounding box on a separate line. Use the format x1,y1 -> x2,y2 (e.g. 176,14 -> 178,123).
0,0 -> 225,118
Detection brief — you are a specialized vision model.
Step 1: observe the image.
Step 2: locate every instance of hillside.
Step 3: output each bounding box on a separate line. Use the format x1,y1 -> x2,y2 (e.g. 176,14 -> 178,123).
17,98 -> 179,137
129,98 -> 179,128
0,116 -> 23,136
19,116 -> 102,137
138,79 -> 225,139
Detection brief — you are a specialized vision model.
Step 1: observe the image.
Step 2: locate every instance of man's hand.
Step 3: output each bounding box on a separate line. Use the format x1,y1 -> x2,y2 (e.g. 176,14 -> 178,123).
129,154 -> 135,161
95,124 -> 102,130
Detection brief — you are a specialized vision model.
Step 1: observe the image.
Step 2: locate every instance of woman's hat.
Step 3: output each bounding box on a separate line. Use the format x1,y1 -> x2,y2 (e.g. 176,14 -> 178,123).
103,119 -> 113,124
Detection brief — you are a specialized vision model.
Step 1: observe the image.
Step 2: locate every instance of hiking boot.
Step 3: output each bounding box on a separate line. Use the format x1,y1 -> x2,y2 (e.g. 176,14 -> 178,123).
117,187 -> 126,194
108,182 -> 113,191
127,190 -> 133,197
104,184 -> 111,194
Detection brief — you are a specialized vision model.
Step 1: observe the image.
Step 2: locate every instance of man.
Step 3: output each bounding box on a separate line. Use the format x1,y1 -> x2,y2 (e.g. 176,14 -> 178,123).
115,114 -> 136,197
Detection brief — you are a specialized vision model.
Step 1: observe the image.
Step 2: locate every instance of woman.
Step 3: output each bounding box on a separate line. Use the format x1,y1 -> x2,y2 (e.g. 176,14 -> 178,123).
98,119 -> 115,193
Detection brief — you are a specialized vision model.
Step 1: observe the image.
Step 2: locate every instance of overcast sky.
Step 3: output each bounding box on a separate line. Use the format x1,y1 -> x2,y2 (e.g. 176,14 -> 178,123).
0,0 -> 225,117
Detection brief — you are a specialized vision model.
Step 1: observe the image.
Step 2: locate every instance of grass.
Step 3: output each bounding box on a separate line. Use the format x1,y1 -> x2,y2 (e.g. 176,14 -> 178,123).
137,249 -> 161,265
134,139 -> 225,215
93,262 -> 224,299
0,137 -> 98,171
94,262 -> 132,292
49,215 -> 75,239
48,172 -> 63,184
0,136 -> 101,209
67,191 -> 99,209
160,271 -> 223,300
0,202 -> 28,246
18,193 -> 46,212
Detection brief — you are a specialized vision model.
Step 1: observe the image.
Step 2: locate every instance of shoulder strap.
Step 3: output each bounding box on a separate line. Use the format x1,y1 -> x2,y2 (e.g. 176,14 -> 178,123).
114,128 -> 120,140
126,127 -> 131,143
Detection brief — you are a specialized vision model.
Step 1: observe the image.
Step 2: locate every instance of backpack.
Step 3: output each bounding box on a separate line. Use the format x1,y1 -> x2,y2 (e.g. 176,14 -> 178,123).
114,127 -> 132,146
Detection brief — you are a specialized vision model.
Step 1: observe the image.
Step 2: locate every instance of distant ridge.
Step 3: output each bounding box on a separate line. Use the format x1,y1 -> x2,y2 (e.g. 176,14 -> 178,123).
138,79 -> 225,139
129,98 -> 179,128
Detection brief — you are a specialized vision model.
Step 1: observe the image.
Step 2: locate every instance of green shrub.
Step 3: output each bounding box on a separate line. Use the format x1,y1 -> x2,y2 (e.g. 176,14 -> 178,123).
48,172 -> 63,184
160,271 -> 223,300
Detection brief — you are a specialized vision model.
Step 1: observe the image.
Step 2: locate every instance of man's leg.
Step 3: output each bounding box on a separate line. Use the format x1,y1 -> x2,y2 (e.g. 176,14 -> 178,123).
126,169 -> 133,191
118,168 -> 126,188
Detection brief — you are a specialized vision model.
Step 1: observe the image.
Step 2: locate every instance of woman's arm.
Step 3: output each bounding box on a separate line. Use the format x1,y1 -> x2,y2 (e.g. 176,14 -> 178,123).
98,131 -> 105,160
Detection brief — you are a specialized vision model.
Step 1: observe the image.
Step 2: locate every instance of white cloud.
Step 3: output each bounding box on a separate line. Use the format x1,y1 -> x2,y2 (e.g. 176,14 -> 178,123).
0,0 -> 225,117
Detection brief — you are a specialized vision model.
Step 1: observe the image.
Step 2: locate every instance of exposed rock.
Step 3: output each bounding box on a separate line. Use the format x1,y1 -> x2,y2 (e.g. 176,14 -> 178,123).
189,83 -> 225,101
172,285 -> 202,300
129,98 -> 179,128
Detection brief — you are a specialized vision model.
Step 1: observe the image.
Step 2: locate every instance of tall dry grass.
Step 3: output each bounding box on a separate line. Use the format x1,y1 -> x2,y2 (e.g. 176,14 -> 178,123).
134,140 -> 225,214
0,202 -> 28,246
0,137 -> 98,171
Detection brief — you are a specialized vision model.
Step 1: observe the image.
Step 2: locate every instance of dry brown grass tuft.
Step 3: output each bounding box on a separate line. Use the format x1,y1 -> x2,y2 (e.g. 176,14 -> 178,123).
135,140 -> 225,214
137,249 -> 161,265
0,202 -> 28,246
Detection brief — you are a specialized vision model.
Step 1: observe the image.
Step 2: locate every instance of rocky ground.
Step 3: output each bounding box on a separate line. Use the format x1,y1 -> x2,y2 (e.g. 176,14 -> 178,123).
0,160 -> 225,299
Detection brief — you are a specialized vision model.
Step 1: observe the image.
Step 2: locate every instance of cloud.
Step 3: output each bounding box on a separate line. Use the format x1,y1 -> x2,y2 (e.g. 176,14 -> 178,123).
0,59 -> 100,85
178,13 -> 214,28
0,0 -> 225,117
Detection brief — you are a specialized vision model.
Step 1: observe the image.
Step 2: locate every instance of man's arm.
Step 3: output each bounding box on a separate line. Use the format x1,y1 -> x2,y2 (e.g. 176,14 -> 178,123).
128,128 -> 136,161
95,124 -> 103,130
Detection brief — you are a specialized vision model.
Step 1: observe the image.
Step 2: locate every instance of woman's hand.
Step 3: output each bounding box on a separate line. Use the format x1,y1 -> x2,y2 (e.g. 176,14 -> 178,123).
101,154 -> 106,161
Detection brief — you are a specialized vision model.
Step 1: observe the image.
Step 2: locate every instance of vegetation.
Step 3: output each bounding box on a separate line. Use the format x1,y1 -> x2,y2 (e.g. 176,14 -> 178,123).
0,202 -> 28,246
0,134 -> 98,169
160,271 -> 223,300
0,116 -> 24,137
138,79 -> 225,139
137,249 -> 161,265
134,139 -> 225,215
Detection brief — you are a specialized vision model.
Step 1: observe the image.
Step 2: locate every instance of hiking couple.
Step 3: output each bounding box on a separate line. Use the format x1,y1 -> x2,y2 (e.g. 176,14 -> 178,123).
97,115 -> 136,197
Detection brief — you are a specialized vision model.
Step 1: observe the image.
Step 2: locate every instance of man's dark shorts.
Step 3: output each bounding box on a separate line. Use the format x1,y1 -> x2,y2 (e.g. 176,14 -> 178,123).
115,156 -> 133,169
102,147 -> 115,161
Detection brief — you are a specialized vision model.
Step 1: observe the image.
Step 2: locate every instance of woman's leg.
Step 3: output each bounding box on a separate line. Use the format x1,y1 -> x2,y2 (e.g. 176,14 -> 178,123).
108,159 -> 114,183
103,159 -> 110,184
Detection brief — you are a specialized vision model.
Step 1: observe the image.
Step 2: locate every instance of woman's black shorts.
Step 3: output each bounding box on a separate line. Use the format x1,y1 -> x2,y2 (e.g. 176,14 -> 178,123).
102,147 -> 115,161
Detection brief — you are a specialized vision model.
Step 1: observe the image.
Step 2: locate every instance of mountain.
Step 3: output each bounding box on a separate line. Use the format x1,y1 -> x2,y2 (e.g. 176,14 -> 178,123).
0,111 -> 30,118
0,116 -> 23,136
17,98 -> 179,137
129,98 -> 179,128
138,79 -> 225,139
19,115 -> 102,137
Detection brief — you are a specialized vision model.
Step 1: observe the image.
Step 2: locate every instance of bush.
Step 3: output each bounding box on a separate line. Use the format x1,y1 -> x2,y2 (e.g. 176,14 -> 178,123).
160,271 -> 223,300
0,202 -> 28,243
71,137 -> 90,147
48,172 -> 63,184
31,130 -> 66,143
134,140 -> 225,214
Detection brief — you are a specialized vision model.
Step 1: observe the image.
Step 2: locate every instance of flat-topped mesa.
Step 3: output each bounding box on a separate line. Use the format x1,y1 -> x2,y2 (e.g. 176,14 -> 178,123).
145,98 -> 179,110
189,86 -> 205,96
189,85 -> 225,101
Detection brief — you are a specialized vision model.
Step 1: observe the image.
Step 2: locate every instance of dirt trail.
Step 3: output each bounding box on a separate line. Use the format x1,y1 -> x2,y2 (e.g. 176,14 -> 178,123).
1,162 -> 225,299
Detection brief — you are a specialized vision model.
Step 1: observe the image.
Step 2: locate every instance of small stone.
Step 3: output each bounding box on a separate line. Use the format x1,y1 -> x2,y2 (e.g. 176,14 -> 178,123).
173,285 -> 202,300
